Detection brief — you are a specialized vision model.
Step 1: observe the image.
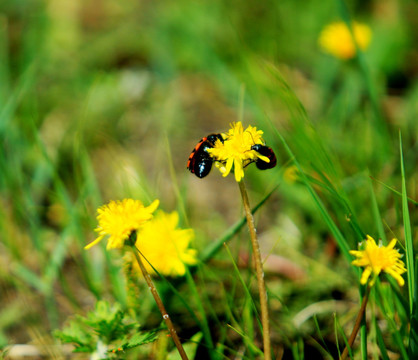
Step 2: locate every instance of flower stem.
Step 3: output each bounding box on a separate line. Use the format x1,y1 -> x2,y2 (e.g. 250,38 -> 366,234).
129,245 -> 189,360
238,180 -> 271,360
340,285 -> 371,360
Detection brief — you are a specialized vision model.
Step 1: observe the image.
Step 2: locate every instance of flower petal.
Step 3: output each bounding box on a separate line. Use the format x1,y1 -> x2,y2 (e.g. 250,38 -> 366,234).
87,199 -> 159,250
350,235 -> 407,287
129,210 -> 197,277
206,121 -> 271,182
84,235 -> 105,250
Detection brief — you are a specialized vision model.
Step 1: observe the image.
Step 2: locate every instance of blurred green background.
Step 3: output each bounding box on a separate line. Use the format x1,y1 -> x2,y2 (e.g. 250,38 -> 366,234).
0,0 -> 416,358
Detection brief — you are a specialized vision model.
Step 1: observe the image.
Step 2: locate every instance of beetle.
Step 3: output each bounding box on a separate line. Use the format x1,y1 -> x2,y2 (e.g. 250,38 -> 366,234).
251,144 -> 277,170
187,134 -> 224,178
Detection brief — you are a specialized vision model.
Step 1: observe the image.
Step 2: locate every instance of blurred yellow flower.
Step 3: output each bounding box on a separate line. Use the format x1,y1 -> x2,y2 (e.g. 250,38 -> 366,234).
208,121 -> 270,182
319,21 -> 372,59
283,165 -> 299,183
350,235 -> 406,286
85,199 -> 159,250
130,210 -> 197,276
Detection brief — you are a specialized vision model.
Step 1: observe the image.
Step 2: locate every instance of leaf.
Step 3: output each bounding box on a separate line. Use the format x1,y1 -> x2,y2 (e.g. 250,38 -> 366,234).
109,330 -> 160,353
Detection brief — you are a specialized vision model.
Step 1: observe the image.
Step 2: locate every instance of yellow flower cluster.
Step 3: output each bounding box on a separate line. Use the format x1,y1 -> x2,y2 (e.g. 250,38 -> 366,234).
208,121 -> 271,182
85,199 -> 159,250
86,199 -> 197,277
319,21 -> 372,60
129,211 -> 197,276
350,235 -> 406,286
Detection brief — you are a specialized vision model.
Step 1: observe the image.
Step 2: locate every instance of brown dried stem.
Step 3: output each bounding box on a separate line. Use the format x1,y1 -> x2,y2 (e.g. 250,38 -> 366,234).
130,245 -> 189,360
340,285 -> 371,360
238,180 -> 271,360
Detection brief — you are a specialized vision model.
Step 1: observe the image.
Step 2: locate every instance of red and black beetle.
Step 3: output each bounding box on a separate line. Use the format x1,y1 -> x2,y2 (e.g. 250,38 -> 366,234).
251,144 -> 277,170
187,134 -> 224,178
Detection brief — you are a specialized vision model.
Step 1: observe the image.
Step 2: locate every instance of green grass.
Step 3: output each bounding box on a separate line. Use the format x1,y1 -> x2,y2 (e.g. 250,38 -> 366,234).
0,0 -> 416,359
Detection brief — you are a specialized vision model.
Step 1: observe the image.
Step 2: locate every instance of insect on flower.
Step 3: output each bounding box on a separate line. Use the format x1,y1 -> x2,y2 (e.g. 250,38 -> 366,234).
188,122 -> 277,182
187,133 -> 224,178
251,144 -> 277,170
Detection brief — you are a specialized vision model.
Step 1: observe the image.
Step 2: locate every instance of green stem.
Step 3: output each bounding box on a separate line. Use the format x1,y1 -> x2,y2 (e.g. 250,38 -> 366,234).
238,180 -> 272,360
341,285 -> 371,360
129,245 -> 189,360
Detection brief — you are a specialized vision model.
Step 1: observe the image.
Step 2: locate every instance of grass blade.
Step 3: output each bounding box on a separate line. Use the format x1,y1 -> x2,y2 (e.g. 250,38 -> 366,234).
374,316 -> 390,360
275,131 -> 352,263
200,185 -> 277,264
408,259 -> 418,358
370,177 -> 418,206
399,132 -> 415,314
367,176 -> 386,243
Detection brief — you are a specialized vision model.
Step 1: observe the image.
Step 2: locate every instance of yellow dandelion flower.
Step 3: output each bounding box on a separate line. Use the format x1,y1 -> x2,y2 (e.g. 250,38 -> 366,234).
319,21 -> 372,60
207,121 -> 270,182
130,210 -> 197,277
85,199 -> 160,250
350,235 -> 406,286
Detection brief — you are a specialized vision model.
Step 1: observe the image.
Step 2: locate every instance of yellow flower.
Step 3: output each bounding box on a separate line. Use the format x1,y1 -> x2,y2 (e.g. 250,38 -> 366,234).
283,165 -> 299,184
207,121 -> 270,182
130,210 -> 197,276
350,235 -> 406,286
319,21 -> 372,60
85,199 -> 159,250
